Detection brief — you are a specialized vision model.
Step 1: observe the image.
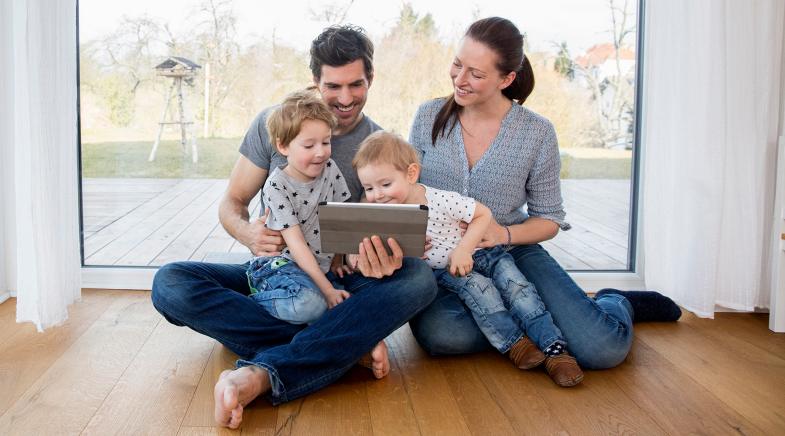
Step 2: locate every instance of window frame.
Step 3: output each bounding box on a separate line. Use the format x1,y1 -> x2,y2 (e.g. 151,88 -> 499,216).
77,0 -> 647,290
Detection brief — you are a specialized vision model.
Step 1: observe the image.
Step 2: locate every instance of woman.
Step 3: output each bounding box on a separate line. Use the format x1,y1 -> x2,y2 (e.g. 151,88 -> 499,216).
408,17 -> 680,369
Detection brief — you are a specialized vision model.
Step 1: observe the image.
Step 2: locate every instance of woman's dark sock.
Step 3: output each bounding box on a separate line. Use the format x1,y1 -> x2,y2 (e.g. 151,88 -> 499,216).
594,289 -> 682,322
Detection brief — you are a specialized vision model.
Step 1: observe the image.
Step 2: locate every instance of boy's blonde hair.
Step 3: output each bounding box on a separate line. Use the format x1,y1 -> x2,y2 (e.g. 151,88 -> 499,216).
267,89 -> 337,148
352,131 -> 420,172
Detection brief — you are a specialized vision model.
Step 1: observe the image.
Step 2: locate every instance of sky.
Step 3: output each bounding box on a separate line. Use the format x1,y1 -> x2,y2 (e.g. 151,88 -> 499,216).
79,0 -> 638,55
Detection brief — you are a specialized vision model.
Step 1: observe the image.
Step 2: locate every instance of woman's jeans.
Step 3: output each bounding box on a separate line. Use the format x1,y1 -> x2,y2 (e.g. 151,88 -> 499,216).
151,257 -> 436,405
434,246 -> 564,354
411,244 -> 634,370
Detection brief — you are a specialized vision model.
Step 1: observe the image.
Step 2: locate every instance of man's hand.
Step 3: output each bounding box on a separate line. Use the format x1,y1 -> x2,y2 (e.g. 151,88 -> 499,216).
247,208 -> 286,256
355,236 -> 404,279
323,287 -> 351,308
448,248 -> 474,277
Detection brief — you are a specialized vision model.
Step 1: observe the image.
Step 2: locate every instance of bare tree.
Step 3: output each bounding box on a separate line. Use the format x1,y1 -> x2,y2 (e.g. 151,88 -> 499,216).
195,0 -> 241,136
308,0 -> 356,25
563,0 -> 636,147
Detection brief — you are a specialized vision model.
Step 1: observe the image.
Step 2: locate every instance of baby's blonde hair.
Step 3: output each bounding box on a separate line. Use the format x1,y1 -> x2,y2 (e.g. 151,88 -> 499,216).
267,89 -> 337,148
352,131 -> 420,172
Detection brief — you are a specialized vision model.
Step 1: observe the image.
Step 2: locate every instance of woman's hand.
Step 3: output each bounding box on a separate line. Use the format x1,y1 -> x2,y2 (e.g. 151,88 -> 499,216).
355,236 -> 404,279
477,217 -> 508,248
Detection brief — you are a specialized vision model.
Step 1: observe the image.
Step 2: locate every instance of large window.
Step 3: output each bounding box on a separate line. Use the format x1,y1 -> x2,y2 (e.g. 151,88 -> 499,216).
78,0 -> 640,272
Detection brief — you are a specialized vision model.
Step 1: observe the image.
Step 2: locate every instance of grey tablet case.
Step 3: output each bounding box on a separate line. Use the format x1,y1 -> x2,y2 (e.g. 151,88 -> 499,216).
318,202 -> 429,257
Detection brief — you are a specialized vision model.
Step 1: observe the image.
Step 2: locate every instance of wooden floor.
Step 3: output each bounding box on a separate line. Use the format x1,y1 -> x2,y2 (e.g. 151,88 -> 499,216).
1,291 -> 784,435
81,178 -> 630,270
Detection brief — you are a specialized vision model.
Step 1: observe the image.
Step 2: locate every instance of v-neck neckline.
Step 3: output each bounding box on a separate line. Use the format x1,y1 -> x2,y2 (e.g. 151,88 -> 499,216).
456,104 -> 516,174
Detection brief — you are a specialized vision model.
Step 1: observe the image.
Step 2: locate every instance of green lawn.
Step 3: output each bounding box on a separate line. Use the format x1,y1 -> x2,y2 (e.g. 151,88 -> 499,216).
81,138 -> 241,178
81,140 -> 632,179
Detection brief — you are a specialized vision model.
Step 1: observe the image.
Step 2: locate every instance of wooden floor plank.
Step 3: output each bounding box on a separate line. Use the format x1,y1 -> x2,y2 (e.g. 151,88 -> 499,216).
614,339 -> 764,435
0,290 -> 121,416
438,355 -> 518,435
365,330 -> 421,436
2,293 -> 785,435
81,320 -> 215,435
522,357 -> 668,434
0,291 -> 161,435
275,367 -> 373,436
681,312 -> 785,361
387,324 -> 472,436
471,352 -> 570,435
182,343 -> 239,428
636,320 -> 785,433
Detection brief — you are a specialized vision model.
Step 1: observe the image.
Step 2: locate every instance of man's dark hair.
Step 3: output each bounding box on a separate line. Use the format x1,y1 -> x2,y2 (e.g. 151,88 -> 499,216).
310,25 -> 374,81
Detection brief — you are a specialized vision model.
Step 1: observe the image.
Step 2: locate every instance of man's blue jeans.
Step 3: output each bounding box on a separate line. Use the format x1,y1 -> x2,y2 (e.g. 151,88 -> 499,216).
151,257 -> 436,405
434,246 -> 564,354
411,244 -> 634,370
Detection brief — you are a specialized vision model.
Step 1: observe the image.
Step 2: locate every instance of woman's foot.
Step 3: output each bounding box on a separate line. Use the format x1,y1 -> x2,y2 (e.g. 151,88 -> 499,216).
595,289 -> 682,322
357,341 -> 390,379
213,366 -> 270,429
544,353 -> 584,387
508,336 -> 546,369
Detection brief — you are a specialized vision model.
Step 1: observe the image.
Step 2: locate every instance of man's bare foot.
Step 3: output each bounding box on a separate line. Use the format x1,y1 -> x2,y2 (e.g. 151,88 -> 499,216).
358,341 -> 390,379
213,366 -> 270,429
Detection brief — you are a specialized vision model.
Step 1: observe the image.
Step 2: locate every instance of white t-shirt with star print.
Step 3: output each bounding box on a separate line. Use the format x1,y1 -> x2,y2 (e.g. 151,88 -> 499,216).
423,185 -> 477,269
260,159 -> 350,272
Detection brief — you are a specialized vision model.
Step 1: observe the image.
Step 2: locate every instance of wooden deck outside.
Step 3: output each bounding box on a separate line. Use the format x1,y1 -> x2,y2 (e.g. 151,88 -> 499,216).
82,178 -> 630,270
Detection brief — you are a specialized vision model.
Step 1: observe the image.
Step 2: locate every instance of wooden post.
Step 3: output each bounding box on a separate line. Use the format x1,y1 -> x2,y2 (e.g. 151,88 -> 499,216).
148,81 -> 176,162
203,62 -> 210,138
177,77 -> 186,151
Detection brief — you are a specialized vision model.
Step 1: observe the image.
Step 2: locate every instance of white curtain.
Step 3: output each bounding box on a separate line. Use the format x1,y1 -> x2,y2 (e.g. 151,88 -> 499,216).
0,0 -> 81,331
641,0 -> 785,317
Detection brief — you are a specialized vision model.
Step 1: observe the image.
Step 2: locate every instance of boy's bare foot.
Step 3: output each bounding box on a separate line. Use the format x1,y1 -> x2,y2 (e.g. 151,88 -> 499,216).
357,341 -> 390,379
214,366 -> 271,429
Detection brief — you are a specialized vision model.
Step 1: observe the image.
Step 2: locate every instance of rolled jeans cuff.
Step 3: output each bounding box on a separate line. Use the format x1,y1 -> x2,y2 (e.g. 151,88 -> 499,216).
235,359 -> 289,405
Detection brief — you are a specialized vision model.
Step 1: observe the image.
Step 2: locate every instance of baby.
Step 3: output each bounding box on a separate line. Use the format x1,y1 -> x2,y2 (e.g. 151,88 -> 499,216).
352,131 -> 584,387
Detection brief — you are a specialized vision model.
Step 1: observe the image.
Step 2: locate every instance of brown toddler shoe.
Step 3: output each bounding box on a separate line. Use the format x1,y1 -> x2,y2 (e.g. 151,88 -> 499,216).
508,336 -> 546,369
544,353 -> 584,387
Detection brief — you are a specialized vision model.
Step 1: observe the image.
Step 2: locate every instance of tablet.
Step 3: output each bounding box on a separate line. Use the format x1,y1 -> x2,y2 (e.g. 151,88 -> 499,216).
318,202 -> 429,257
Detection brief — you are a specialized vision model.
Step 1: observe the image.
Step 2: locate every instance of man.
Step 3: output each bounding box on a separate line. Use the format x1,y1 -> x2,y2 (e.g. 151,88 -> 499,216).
151,25 -> 436,429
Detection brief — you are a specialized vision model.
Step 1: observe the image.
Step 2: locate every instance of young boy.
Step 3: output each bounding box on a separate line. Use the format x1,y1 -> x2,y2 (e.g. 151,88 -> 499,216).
247,90 -> 390,380
352,131 -> 584,387
246,90 -> 352,323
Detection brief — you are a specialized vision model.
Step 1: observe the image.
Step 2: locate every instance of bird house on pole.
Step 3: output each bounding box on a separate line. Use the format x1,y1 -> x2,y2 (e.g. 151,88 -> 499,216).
149,57 -> 201,163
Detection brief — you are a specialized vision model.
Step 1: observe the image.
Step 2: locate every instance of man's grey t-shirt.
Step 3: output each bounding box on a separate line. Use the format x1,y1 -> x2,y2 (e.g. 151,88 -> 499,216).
239,106 -> 382,208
